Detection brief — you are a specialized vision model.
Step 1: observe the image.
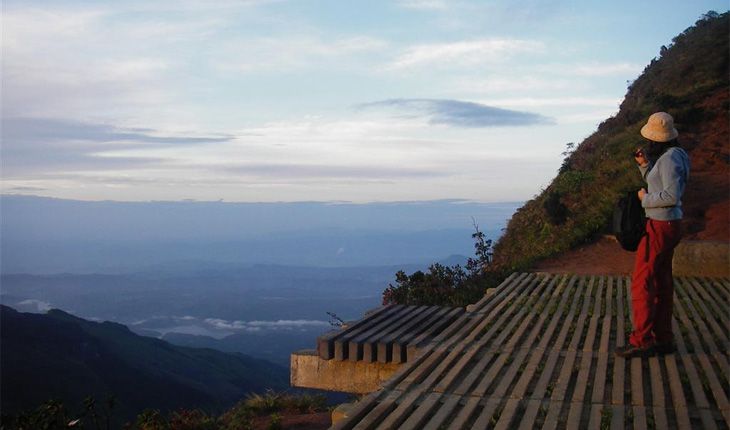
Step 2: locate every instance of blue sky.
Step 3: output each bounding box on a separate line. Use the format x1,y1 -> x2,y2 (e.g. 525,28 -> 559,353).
2,0 -> 726,202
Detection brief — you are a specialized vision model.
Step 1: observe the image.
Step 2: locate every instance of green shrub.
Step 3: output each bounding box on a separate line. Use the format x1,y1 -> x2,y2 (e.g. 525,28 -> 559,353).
135,409 -> 169,430
382,225 -> 506,307
168,409 -> 217,430
543,191 -> 568,225
1,400 -> 72,430
267,413 -> 282,430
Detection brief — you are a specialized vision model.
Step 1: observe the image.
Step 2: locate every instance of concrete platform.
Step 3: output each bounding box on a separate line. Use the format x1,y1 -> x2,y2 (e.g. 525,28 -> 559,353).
290,349 -> 401,394
326,273 -> 730,429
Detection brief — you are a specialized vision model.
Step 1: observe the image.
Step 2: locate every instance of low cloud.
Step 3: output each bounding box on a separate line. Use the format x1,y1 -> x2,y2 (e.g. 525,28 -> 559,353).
388,39 -> 543,70
3,117 -> 232,145
16,299 -> 52,312
4,186 -> 47,192
204,318 -> 330,332
483,96 -> 622,108
358,98 -> 552,127
1,117 -> 234,176
214,35 -> 388,74
396,0 -> 449,10
225,163 -> 446,180
562,62 -> 643,77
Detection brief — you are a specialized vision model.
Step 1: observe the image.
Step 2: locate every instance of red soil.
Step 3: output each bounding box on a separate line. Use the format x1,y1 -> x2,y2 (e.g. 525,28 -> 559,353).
532,236 -> 636,275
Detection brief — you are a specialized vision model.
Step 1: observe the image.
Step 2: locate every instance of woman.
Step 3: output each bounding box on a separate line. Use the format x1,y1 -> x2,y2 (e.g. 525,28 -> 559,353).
615,112 -> 690,358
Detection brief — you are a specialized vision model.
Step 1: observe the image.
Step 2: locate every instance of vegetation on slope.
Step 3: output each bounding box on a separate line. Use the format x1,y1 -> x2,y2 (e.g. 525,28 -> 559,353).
493,11 -> 729,272
2,390 -> 329,430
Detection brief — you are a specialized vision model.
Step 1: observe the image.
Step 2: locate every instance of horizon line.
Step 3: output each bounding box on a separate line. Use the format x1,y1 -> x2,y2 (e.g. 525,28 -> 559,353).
0,193 -> 524,206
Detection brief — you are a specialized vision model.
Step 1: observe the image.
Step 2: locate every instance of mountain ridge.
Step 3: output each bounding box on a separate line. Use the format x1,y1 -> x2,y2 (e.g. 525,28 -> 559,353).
0,305 -> 289,425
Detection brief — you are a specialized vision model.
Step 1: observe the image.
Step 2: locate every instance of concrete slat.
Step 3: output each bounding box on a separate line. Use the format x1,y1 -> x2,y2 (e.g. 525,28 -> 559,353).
444,396 -> 480,430
375,388 -> 422,430
351,391 -> 400,430
333,305 -> 404,360
420,394 -> 461,430
664,333 -> 692,430
582,276 -> 604,352
648,356 -> 665,407
653,406 -> 669,430
610,405 -> 624,430
630,356 -> 644,406
407,312 -> 471,362
509,275 -> 571,399
633,405 -> 647,430
397,392 -> 442,430
470,398 -> 501,429
586,404 -> 603,429
375,305 -> 440,363
392,306 -> 455,363
687,277 -> 729,345
592,276 -> 613,404
318,305 -> 391,359
357,305 -> 423,363
493,398 -> 521,430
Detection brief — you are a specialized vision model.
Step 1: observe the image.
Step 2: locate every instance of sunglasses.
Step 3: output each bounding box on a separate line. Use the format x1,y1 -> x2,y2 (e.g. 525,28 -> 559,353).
633,149 -> 644,158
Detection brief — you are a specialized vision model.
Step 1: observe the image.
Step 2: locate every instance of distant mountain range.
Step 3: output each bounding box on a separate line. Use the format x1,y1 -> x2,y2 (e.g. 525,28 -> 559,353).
0,195 -> 518,273
0,305 -> 289,424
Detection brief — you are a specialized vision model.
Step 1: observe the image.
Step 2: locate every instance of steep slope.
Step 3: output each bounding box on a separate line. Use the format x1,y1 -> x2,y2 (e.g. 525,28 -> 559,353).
494,11 -> 729,272
0,305 -> 289,424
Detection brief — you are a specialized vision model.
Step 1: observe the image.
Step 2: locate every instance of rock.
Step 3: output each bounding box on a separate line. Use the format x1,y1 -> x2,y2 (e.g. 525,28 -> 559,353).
673,241 -> 729,277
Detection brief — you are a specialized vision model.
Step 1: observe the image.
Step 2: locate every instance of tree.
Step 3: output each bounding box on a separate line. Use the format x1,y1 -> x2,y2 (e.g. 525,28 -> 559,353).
382,222 -> 504,307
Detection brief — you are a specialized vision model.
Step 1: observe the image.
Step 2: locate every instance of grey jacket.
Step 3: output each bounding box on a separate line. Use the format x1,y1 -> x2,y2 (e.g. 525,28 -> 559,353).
638,147 -> 690,221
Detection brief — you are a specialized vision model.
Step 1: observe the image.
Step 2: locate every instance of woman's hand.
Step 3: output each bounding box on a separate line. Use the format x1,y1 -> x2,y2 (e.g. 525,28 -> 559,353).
634,147 -> 649,167
638,188 -> 646,201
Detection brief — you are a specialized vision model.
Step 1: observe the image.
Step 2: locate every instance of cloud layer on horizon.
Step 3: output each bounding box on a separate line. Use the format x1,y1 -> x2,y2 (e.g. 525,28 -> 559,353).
1,117 -> 235,175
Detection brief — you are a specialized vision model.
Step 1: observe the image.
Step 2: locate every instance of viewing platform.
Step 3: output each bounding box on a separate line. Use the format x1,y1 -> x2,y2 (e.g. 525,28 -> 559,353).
292,272 -> 730,429
291,304 -> 465,393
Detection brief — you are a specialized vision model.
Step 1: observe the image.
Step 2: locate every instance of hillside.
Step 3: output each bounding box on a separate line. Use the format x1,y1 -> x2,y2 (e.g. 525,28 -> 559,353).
0,305 -> 289,424
494,11 -> 729,272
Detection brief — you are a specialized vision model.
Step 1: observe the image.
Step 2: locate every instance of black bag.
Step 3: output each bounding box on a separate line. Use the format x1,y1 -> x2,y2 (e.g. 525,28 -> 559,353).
613,191 -> 646,251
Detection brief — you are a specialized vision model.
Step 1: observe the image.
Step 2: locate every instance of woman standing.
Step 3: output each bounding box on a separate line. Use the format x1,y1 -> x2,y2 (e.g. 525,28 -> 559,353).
615,112 -> 690,358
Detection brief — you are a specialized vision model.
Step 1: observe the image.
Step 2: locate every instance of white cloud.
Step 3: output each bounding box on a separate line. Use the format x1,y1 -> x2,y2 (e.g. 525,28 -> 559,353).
213,35 -> 388,73
17,299 -> 52,312
458,76 -> 577,94
203,318 -> 330,331
387,38 -> 544,70
95,59 -> 171,82
1,7 -> 181,119
481,96 -> 622,108
558,110 -> 621,124
572,62 -> 644,77
536,62 -> 644,77
358,98 -> 552,127
396,0 -> 450,10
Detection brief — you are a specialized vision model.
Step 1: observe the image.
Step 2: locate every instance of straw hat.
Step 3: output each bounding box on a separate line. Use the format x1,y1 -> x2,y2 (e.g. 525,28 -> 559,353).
640,112 -> 679,142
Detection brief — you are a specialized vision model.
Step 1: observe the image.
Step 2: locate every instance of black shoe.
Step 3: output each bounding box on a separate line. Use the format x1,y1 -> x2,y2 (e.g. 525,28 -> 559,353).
655,341 -> 677,355
614,344 -> 654,358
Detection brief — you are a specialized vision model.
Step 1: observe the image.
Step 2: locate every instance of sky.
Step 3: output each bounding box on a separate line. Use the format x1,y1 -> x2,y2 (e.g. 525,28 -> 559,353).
2,0 -> 727,203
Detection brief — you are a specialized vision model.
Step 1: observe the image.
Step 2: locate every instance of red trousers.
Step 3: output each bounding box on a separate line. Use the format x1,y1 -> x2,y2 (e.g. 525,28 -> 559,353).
629,219 -> 682,348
